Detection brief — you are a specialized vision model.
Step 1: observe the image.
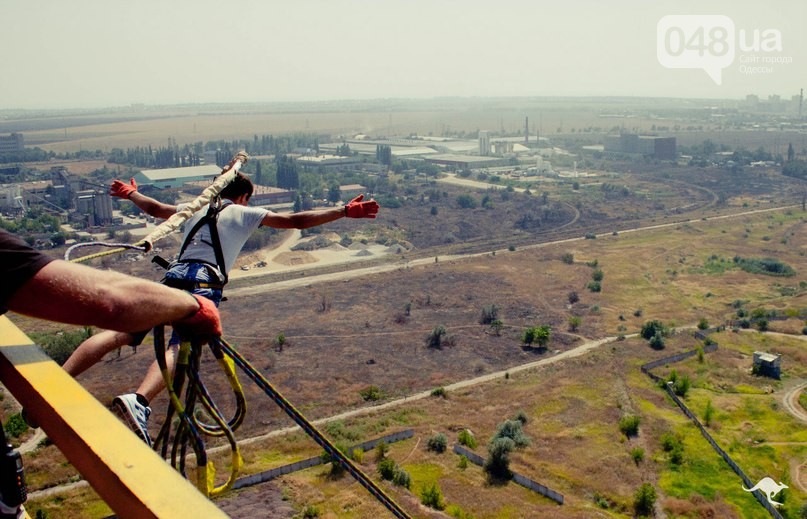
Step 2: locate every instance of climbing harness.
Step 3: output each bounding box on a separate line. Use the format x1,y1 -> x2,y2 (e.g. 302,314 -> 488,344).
151,325 -> 412,519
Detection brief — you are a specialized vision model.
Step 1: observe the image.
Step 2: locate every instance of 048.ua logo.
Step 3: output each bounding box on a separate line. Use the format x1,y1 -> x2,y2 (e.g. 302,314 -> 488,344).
657,15 -> 782,85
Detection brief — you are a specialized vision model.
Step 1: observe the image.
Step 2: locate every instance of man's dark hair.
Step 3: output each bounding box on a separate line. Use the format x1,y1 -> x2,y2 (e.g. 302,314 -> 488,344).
219,172 -> 254,200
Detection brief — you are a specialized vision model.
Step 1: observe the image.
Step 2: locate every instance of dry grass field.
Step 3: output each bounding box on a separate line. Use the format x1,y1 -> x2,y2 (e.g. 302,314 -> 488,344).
9,201 -> 807,518
3,115 -> 807,517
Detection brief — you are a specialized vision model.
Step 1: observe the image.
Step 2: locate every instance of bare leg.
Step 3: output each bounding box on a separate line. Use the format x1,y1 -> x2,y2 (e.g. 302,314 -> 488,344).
62,330 -> 134,377
135,343 -> 178,402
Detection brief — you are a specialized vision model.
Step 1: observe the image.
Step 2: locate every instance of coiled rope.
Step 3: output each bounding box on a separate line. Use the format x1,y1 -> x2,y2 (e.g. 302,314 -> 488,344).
151,327 -> 411,518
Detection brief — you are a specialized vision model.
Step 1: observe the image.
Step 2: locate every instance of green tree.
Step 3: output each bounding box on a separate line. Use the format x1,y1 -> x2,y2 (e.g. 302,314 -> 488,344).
640,320 -> 667,340
633,483 -> 657,516
327,183 -> 341,205
456,194 -> 477,209
484,437 -> 514,480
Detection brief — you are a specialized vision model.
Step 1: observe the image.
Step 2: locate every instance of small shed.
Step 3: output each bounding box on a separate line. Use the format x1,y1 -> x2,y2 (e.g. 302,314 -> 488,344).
752,351 -> 781,379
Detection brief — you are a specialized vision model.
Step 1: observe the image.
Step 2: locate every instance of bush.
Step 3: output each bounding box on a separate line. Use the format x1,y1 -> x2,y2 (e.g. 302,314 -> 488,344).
492,420 -> 530,447
640,320 -> 667,340
561,252 -> 574,264
619,415 -> 640,437
3,413 -> 28,438
456,194 -> 477,209
484,437 -> 514,480
375,441 -> 389,461
672,375 -> 691,397
631,447 -> 645,465
30,327 -> 93,366
427,325 -> 447,349
392,466 -> 411,489
479,304 -> 499,325
697,317 -> 709,330
421,483 -> 445,510
427,433 -> 448,453
359,385 -> 383,401
512,410 -> 528,425
634,483 -> 657,516
378,458 -> 396,480
457,455 -> 468,470
649,332 -> 666,349
431,386 -> 446,398
458,429 -> 477,449
586,281 -> 601,292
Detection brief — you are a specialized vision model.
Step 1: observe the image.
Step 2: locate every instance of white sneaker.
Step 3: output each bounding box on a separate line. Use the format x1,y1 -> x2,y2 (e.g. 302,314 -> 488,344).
112,394 -> 152,447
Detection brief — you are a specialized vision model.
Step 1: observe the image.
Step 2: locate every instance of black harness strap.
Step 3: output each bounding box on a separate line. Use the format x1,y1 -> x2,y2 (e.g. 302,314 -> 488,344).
178,200 -> 229,286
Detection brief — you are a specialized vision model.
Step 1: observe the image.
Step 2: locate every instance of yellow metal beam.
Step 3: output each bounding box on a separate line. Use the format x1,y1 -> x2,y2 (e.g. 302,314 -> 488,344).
0,316 -> 228,519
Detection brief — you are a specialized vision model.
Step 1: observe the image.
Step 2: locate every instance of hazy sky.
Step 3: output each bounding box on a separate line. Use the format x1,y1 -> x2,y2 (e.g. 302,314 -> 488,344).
2,0 -> 805,109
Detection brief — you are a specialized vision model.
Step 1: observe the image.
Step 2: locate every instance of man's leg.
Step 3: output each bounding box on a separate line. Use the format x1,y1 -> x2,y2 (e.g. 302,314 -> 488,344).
112,342 -> 178,447
62,330 -> 135,377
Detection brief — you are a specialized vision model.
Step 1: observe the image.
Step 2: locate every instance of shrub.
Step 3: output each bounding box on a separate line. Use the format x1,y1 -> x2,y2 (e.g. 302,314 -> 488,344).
375,441 -> 389,461
378,458 -> 396,480
301,505 -> 320,518
359,385 -> 383,401
392,466 -> 411,489
484,437 -> 514,480
457,455 -> 468,470
492,420 -> 530,447
427,433 -> 448,453
456,194 -> 477,209
640,320 -> 667,340
479,304 -> 499,325
631,447 -> 645,465
619,415 -> 640,437
458,429 -> 477,449
697,317 -> 709,330
672,375 -> 691,397
351,447 -> 364,464
591,268 -> 604,282
561,252 -> 574,264
3,413 -> 27,438
427,325 -> 447,349
431,386 -> 446,398
586,281 -> 601,292
30,327 -> 93,366
634,483 -> 657,516
421,483 -> 445,510
512,410 -> 528,425
649,332 -> 665,349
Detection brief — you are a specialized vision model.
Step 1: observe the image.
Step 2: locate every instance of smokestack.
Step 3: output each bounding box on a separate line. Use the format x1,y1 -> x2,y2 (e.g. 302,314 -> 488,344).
525,116 -> 529,144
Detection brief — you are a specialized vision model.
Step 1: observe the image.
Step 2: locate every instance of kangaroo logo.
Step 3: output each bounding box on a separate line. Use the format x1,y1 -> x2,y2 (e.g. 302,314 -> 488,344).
743,477 -> 788,507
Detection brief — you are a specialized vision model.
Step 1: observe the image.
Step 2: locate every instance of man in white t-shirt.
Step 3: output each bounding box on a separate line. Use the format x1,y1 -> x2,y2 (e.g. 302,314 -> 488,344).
61,169 -> 379,446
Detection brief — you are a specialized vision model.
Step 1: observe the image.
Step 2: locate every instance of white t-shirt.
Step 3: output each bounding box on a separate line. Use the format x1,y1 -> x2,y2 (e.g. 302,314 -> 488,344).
177,200 -> 269,275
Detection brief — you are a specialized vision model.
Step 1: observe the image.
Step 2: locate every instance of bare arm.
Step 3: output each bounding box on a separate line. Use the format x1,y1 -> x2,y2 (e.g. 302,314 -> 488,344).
261,206 -> 346,229
127,191 -> 177,220
6,260 -> 199,332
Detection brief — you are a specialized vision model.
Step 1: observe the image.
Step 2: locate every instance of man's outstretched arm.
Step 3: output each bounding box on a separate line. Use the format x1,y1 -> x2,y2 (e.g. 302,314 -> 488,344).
261,194 -> 379,229
110,178 -> 177,220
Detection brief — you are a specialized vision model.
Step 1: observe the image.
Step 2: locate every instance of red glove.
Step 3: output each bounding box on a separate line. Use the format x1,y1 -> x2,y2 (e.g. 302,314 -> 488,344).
172,294 -> 222,338
344,194 -> 379,219
110,178 -> 138,199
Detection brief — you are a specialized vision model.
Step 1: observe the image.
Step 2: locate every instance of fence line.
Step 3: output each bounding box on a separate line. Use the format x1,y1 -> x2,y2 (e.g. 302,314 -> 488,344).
232,429 -> 414,490
641,332 -> 783,519
453,445 -> 564,505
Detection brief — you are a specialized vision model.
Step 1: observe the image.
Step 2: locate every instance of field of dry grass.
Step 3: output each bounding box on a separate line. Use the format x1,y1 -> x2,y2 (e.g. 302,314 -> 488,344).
10,202 -> 807,518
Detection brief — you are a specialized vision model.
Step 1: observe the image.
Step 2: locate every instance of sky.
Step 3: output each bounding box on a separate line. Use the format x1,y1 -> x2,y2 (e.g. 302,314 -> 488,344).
1,0 -> 805,109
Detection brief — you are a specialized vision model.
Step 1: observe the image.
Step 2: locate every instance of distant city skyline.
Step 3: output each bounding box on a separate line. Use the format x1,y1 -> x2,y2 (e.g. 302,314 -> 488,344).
1,0 -> 805,110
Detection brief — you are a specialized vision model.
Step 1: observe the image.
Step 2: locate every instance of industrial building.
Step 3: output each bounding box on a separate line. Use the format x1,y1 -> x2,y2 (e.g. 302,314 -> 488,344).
603,133 -> 677,161
0,133 -> 24,153
133,164 -> 222,189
